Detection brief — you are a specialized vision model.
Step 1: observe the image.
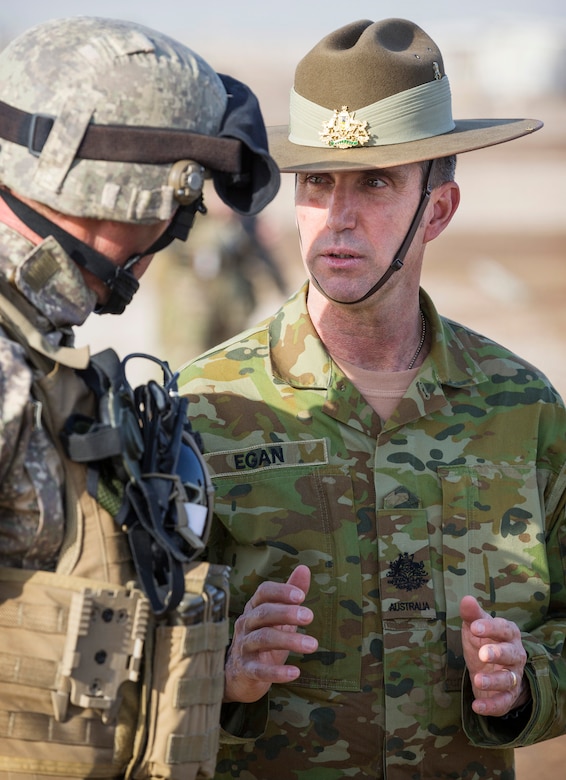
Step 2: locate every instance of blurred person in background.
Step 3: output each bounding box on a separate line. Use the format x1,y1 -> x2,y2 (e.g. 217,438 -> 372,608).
158,197 -> 288,366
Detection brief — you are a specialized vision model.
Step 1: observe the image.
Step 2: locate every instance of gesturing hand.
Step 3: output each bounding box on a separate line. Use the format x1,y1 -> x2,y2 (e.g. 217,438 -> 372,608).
460,595 -> 529,717
224,564 -> 318,704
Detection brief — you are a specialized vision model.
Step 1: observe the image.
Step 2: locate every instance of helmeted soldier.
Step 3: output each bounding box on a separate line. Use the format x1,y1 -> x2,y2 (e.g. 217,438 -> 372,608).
0,15 -> 279,780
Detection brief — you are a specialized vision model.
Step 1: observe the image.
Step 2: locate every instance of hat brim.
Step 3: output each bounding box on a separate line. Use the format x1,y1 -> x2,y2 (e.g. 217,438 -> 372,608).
267,118 -> 543,172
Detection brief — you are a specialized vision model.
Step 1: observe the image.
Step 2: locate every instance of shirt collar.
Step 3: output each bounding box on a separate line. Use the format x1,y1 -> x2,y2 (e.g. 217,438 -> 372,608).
270,282 -> 488,392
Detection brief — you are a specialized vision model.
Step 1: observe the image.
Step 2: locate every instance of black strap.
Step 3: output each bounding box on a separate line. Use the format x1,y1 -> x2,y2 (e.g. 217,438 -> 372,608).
63,349 -> 142,471
0,99 -> 243,172
128,526 -> 186,616
62,349 -> 211,617
124,479 -> 187,616
0,188 -> 140,315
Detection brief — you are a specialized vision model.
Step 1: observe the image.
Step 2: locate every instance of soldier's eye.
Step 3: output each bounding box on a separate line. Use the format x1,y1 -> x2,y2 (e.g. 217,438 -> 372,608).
366,177 -> 386,189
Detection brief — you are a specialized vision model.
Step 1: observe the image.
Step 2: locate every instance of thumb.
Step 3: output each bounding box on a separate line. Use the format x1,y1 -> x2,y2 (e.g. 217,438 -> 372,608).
287,564 -> 311,598
459,595 -> 487,625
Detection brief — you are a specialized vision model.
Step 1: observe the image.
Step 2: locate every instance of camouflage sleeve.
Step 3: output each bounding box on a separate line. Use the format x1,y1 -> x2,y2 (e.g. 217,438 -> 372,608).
463,404 -> 566,748
0,332 -> 64,568
219,698 -> 269,744
0,334 -> 31,483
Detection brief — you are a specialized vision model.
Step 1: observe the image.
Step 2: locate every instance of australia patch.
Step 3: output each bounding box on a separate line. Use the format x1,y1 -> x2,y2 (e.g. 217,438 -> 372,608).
377,508 -> 437,620
382,550 -> 435,618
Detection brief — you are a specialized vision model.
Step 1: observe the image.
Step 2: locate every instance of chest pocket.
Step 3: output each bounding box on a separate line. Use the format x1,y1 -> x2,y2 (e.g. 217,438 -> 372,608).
440,463 -> 548,690
205,440 -> 363,692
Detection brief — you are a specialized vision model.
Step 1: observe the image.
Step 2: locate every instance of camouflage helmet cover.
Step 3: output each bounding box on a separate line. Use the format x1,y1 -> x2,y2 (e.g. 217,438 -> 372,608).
0,16 -> 230,222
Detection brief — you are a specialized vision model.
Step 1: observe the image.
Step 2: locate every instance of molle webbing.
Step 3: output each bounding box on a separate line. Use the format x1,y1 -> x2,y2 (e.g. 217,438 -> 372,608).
0,288 -> 229,778
131,562 -> 230,780
0,563 -> 230,780
0,566 -> 149,779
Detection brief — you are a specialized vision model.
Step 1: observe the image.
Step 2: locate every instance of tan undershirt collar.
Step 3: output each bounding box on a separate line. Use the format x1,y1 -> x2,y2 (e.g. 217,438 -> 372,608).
335,357 -> 419,421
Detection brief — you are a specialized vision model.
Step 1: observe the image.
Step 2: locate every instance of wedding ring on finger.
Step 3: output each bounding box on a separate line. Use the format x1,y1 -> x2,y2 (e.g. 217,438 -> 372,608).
510,670 -> 518,689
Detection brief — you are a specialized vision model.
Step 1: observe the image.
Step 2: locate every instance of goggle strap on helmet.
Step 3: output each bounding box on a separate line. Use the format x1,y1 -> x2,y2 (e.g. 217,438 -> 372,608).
0,98 -> 244,172
0,188 -> 139,314
98,196 -> 209,313
95,271 -> 139,315
0,187 -> 210,316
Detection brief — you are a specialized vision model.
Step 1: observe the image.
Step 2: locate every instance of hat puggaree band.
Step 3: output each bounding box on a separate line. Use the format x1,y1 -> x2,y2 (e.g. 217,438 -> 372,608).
289,77 -> 455,149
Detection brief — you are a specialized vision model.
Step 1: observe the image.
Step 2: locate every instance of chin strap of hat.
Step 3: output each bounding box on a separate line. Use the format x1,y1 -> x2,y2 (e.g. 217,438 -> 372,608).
310,159 -> 435,305
0,188 -> 206,315
61,349 -> 214,617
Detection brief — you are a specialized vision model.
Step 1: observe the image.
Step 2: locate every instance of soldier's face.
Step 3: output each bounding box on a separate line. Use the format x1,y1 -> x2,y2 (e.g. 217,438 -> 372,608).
294,164 -> 426,305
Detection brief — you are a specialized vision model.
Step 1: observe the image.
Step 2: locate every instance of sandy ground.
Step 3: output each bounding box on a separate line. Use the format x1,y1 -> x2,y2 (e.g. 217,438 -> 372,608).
515,734 -> 566,776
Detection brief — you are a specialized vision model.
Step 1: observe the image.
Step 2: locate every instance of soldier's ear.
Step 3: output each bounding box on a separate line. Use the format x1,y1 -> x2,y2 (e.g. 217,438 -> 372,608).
423,181 -> 460,244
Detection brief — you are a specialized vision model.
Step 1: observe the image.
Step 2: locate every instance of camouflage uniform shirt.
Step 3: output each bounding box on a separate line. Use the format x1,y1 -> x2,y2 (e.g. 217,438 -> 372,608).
0,224 -> 95,569
179,283 -> 566,780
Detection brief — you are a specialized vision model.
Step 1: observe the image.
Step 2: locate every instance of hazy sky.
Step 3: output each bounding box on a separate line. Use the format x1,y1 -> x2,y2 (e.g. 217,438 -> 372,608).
1,0 -> 564,47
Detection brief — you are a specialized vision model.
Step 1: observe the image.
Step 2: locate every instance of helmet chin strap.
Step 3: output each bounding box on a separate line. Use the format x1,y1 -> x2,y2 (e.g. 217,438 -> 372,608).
0,188 -> 205,315
310,159 -> 435,305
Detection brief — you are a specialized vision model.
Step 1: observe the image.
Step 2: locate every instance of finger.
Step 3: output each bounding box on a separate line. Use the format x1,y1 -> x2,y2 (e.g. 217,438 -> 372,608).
471,692 -> 518,717
238,656 -> 303,685
244,625 -> 318,656
474,668 -> 521,693
473,617 -> 521,644
477,637 -> 526,667
249,579 -> 307,609
286,564 -> 311,596
478,642 -> 511,665
242,602 -> 314,632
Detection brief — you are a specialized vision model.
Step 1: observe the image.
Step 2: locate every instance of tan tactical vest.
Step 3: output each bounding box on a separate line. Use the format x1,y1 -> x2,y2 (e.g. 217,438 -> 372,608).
0,289 -> 229,780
